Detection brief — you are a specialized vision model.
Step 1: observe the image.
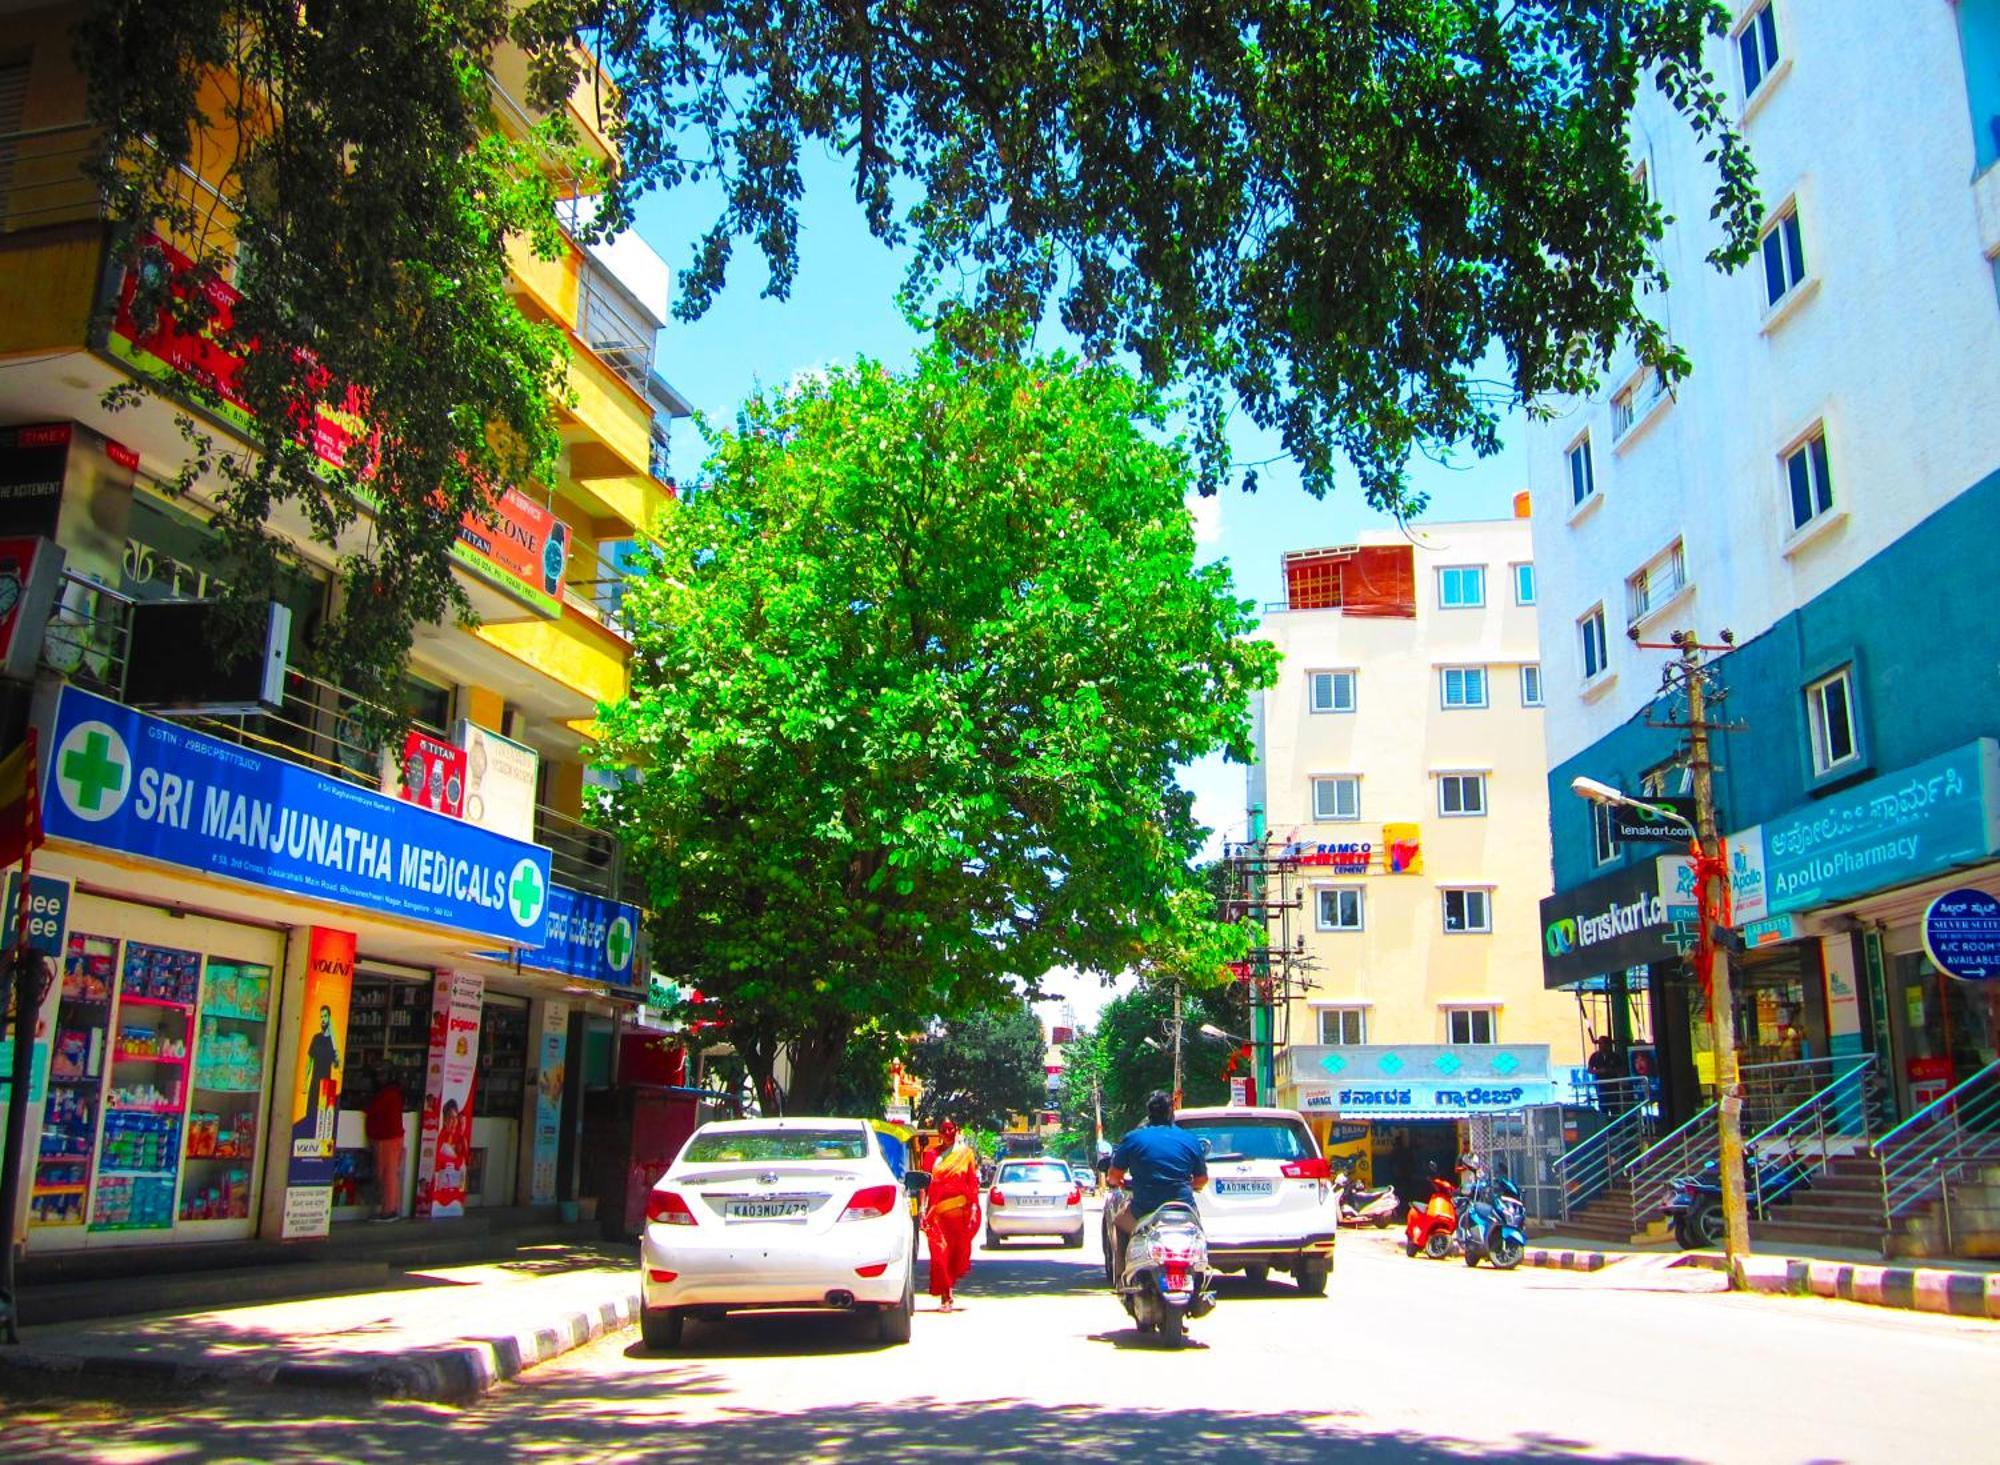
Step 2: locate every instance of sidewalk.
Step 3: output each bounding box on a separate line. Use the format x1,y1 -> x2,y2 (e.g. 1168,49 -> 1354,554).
1522,1232 -> 2000,1320
0,1241 -> 640,1403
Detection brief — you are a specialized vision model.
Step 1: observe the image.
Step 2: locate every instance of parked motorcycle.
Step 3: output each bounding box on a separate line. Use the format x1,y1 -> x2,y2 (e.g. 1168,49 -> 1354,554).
1335,1172 -> 1401,1228
1116,1200 -> 1217,1347
1664,1148 -> 1813,1250
1403,1171 -> 1458,1259
1453,1158 -> 1527,1270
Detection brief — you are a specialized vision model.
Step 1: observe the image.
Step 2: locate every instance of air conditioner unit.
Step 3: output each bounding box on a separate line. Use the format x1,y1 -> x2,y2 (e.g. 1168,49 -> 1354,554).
123,599 -> 290,715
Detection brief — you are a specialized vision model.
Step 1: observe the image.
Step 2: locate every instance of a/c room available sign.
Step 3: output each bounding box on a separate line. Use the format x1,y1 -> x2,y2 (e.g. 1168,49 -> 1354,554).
1924,887 -> 2000,982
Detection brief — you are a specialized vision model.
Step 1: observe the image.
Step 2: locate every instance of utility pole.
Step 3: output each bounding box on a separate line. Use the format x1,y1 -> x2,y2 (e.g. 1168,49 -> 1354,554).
1170,977 -> 1185,1108
1681,635 -> 1752,1283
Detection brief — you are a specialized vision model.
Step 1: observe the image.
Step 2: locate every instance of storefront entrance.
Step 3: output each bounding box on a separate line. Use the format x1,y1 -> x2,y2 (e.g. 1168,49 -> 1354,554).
1887,948 -> 2000,1113
470,993 -> 530,1207
336,969 -> 433,1221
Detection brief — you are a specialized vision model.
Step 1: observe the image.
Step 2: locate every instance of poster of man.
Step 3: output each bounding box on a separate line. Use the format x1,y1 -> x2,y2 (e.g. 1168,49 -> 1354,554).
287,927 -> 355,1188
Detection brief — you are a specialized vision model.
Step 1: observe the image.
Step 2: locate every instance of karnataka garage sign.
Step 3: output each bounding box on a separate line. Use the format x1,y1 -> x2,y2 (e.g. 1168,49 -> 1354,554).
41,685 -> 551,947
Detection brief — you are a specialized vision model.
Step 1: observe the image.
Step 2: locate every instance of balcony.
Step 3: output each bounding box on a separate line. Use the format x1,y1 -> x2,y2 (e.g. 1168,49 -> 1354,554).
534,801 -> 646,906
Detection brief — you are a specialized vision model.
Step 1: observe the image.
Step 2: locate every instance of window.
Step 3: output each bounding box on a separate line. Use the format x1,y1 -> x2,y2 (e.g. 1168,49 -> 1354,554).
1316,887 -> 1364,932
1440,666 -> 1488,709
1760,204 -> 1807,309
1446,1008 -> 1497,1045
1513,563 -> 1536,605
1611,383 -> 1636,440
1520,664 -> 1544,707
1961,0 -> 2000,173
1437,565 -> 1486,608
1437,773 -> 1487,818
1311,776 -> 1360,822
1738,2 -> 1781,98
1785,429 -> 1834,532
1806,667 -> 1860,776
1579,606 -> 1609,682
1567,435 -> 1598,508
1442,888 -> 1492,933
1317,1007 -> 1367,1045
1591,800 -> 1621,866
1626,539 -> 1687,624
1309,669 -> 1356,714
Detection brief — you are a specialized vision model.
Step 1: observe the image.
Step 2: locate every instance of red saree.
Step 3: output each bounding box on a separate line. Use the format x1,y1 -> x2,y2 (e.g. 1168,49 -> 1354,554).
921,1142 -> 982,1298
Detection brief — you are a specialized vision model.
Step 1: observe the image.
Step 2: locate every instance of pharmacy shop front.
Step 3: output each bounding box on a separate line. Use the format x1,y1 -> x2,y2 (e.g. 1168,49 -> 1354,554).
12,684 -> 556,1252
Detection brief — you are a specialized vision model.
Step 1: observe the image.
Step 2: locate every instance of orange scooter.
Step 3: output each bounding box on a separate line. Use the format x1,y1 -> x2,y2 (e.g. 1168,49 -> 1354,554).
1403,1169 -> 1458,1259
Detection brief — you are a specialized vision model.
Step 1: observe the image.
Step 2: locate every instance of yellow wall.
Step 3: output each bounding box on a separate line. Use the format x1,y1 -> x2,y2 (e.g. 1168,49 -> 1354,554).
1257,517 -> 1581,1067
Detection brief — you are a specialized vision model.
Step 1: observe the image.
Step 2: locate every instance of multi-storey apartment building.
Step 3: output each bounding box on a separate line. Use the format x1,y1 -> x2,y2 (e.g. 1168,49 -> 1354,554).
1250,505 -> 1583,1189
0,7 -> 684,1250
1525,2 -> 2000,1133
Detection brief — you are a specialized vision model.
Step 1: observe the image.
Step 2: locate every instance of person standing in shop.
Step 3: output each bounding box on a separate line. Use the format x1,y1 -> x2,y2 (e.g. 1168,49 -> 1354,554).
365,1067 -> 407,1222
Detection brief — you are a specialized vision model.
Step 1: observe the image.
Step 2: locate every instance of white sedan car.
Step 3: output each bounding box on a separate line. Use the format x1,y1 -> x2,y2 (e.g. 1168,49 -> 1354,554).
640,1117 -> 915,1349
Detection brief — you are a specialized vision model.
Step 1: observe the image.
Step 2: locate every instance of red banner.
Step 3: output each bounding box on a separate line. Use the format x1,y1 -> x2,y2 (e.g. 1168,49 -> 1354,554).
394,730 -> 466,818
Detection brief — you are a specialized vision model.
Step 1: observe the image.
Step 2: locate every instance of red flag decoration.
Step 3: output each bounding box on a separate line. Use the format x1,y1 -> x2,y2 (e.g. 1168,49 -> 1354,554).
0,726 -> 42,876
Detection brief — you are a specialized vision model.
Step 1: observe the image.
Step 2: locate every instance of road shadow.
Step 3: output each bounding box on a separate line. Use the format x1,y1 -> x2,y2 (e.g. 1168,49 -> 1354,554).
0,1388 -> 1707,1463
1087,1327 -> 1212,1352
621,1308 -> 905,1360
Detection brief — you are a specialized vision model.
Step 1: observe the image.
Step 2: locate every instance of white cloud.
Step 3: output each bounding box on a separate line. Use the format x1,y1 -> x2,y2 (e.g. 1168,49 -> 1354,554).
1185,488 -> 1223,548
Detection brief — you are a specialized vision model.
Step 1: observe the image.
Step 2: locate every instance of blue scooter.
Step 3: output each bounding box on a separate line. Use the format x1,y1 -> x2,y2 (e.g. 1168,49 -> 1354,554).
1453,1156 -> 1527,1270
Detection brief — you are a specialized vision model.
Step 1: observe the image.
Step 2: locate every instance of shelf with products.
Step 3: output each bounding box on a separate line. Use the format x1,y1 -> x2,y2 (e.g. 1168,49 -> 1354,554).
473,1001 -> 530,1119
179,957 -> 275,1224
31,931 -> 120,1230
341,974 -> 433,1114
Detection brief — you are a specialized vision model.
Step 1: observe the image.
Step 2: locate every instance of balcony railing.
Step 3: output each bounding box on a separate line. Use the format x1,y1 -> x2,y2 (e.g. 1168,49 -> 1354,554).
577,256 -> 659,398
534,799 -> 645,905
0,122 -> 104,233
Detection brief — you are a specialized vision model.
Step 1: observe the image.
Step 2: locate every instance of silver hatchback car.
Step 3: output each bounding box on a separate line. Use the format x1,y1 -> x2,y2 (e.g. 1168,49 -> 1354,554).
984,1157 -> 1086,1247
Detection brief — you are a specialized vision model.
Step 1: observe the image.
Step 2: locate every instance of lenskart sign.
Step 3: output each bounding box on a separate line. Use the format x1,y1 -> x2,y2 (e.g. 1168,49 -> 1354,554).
1540,861 -> 1679,989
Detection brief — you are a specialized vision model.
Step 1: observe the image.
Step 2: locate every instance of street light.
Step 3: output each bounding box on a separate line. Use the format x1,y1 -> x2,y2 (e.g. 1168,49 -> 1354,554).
1198,1022 -> 1250,1045
1568,767 -> 1749,1283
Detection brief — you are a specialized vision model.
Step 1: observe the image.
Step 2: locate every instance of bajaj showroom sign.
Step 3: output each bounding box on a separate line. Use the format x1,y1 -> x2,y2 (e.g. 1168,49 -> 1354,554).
1540,861 -> 1677,989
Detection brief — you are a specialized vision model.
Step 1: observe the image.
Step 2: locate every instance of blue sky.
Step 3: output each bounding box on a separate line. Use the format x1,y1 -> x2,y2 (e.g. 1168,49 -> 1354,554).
631,146 -> 1528,994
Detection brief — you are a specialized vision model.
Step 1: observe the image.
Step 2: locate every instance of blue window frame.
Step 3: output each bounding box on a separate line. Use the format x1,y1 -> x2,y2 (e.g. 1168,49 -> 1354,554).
1438,566 -> 1486,609
1513,563 -> 1536,605
1762,206 -> 1807,308
1441,666 -> 1488,709
1739,2 -> 1780,97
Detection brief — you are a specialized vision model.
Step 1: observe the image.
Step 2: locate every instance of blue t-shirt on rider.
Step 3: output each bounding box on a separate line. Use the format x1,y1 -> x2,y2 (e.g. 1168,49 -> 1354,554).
1112,1122 -> 1209,1219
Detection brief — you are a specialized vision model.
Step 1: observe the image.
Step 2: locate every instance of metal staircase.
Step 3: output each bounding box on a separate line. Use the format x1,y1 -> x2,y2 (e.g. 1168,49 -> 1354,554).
1872,1058 -> 2000,1260
1551,1079 -> 1657,1241
1618,1057 -> 1888,1239
1743,1056 -> 1892,1250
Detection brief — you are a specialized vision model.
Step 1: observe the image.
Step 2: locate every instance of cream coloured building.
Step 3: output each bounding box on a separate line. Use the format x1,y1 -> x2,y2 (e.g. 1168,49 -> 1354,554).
1248,503 -> 1583,1174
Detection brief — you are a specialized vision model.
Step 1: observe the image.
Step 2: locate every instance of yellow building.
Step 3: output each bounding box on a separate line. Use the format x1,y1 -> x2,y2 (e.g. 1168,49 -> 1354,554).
1249,503 -> 1582,1184
0,10 -> 682,1249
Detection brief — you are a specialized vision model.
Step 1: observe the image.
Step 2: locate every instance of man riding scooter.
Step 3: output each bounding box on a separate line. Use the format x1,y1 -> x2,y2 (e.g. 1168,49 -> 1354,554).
1104,1090 -> 1211,1285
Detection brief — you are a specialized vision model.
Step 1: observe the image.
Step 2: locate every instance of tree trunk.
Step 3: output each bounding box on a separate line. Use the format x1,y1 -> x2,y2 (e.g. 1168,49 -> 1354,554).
783,1023 -> 854,1114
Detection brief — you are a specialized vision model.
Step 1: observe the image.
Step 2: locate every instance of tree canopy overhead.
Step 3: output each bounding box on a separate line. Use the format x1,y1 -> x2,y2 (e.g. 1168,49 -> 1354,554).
516,0 -> 1759,508
592,337 -> 1278,1110
81,1 -> 1755,711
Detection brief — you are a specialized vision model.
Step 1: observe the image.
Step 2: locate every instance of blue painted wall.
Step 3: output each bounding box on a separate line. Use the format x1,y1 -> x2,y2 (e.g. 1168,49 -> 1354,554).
1548,465 -> 2000,894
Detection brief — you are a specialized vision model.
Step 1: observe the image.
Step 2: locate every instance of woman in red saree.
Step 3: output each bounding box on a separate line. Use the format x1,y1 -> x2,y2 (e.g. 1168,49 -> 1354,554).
920,1120 -> 982,1312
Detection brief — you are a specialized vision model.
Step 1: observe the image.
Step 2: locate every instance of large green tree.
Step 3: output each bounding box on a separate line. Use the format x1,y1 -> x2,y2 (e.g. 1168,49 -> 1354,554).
907,997 -> 1049,1131
593,336 -> 1277,1110
84,1 -> 1757,708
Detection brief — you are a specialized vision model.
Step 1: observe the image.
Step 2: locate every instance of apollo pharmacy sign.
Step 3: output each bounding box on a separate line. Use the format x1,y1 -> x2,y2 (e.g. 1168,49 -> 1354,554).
1539,862 -> 1676,989
42,685 -> 552,947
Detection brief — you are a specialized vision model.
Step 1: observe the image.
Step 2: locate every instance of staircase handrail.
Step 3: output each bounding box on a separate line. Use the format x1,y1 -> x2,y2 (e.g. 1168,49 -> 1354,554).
1872,1057 -> 2000,1221
1552,1100 -> 1655,1220
1625,1102 -> 1717,1181
1870,1057 -> 2000,1157
1746,1055 -> 1878,1152
1552,1101 -> 1654,1174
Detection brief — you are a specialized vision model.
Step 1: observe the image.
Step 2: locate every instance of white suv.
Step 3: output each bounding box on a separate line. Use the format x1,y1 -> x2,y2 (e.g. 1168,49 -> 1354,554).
1103,1105 -> 1337,1294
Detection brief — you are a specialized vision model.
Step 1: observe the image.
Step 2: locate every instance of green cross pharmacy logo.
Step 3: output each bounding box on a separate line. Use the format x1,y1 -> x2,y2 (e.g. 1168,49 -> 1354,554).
55,720 -> 131,823
507,859 -> 547,928
605,915 -> 634,973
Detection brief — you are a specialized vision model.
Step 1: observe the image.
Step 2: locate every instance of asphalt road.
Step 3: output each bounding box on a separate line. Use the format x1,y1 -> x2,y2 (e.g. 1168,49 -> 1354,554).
2,1205 -> 1994,1463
